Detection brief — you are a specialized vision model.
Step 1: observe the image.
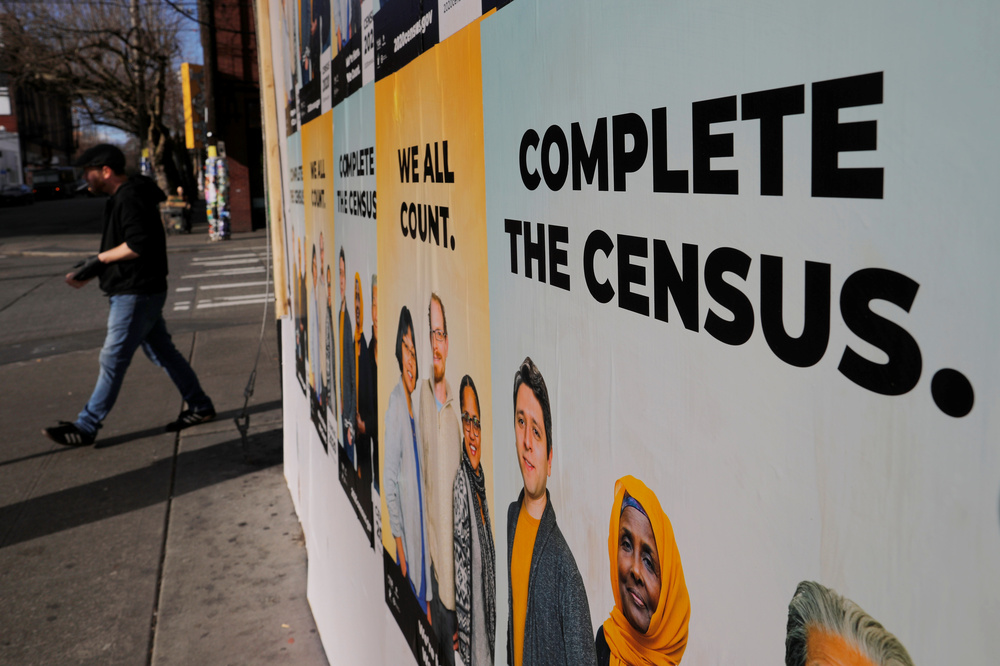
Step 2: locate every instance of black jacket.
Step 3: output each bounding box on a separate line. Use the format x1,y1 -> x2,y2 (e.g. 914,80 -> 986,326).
98,176 -> 168,295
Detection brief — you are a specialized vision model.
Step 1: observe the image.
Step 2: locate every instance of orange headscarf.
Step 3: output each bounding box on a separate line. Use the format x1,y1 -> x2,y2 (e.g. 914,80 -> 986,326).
602,476 -> 690,666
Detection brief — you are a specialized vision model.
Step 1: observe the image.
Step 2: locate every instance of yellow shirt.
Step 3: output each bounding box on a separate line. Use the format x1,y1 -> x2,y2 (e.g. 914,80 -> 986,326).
512,502 -> 540,666
354,335 -> 361,418
338,308 -> 345,413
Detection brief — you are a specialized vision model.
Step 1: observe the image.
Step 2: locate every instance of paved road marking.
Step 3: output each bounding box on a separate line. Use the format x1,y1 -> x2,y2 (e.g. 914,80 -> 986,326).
180,267 -> 266,278
189,258 -> 263,267
198,280 -> 271,290
196,296 -> 271,310
175,280 -> 269,293
206,246 -> 268,253
191,252 -> 261,261
173,251 -> 272,311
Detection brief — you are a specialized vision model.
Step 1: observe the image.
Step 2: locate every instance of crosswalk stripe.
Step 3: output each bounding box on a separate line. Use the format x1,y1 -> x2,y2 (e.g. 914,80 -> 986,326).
195,297 -> 271,310
181,267 -> 266,278
198,280 -> 271,290
206,293 -> 269,302
191,253 -> 261,261
190,258 -> 263,267
175,252 -> 271,312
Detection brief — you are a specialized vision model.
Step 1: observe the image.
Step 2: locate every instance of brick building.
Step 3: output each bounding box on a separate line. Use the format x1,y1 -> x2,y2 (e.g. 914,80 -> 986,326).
202,0 -> 265,232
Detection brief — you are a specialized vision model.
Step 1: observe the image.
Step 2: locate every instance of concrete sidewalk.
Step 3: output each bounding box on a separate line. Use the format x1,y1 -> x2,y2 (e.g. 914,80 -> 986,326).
0,226 -> 328,665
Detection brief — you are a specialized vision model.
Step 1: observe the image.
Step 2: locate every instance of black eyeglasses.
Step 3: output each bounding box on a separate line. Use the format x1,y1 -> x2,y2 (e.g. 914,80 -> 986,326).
461,412 -> 481,433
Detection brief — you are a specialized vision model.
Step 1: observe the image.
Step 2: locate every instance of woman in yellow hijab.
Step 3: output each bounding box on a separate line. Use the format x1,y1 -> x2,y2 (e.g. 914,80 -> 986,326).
595,476 -> 690,666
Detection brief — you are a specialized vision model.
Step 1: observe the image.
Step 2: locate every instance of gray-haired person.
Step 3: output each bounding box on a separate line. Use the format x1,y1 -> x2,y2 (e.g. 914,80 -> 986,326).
786,580 -> 913,666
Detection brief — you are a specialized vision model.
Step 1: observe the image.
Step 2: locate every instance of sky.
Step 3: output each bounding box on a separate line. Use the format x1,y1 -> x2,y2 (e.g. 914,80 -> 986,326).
177,10 -> 204,65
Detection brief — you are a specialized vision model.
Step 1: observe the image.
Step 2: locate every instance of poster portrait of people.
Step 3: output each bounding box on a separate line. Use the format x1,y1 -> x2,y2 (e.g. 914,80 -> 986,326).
596,475 -> 690,666
262,0 -> 305,507
504,357 -> 596,665
785,581 -> 913,666
333,83 -> 379,546
298,0 -> 330,123
255,0 -> 999,663
334,0 -> 362,51
285,134 -> 308,394
264,0 -> 377,643
301,112 -> 335,451
481,0 -> 999,664
376,15 -> 493,666
276,0 -> 301,135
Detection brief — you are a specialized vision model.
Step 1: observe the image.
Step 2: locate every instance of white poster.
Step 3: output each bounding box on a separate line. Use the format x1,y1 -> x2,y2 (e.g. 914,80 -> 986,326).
482,1 -> 999,664
438,0 -> 483,42
332,84 -> 380,548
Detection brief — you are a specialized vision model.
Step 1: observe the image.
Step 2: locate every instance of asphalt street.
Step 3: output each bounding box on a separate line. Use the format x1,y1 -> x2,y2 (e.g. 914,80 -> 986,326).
0,198 -> 328,665
0,197 -> 274,366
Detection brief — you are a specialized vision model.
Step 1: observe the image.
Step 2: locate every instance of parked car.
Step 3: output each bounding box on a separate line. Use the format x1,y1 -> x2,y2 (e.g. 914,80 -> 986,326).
30,167 -> 78,200
0,183 -> 35,206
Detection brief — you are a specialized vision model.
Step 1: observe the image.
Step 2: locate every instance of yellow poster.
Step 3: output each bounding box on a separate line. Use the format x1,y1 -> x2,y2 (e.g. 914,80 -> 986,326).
375,17 -> 492,665
301,112 -> 336,450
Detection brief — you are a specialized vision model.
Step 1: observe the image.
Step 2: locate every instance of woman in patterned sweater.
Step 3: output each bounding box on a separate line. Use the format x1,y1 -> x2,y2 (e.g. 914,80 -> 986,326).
453,375 -> 496,665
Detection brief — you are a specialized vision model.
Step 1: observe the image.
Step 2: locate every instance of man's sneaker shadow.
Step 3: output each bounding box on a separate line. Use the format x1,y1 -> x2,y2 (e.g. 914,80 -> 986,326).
94,425 -> 173,449
94,401 -> 281,449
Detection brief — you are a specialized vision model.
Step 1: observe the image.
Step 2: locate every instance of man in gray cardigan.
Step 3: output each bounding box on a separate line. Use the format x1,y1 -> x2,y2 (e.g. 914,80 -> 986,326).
505,358 -> 596,666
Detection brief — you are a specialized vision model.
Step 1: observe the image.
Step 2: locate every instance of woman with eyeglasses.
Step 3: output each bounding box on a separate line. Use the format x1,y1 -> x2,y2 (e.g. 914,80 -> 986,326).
384,305 -> 432,622
452,375 -> 496,665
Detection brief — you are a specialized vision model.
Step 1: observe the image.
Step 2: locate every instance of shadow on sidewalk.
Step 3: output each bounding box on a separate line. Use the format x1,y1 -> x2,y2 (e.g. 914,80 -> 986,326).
0,446 -> 78,469
92,400 -> 282,449
2,402 -> 282,465
0,428 -> 283,550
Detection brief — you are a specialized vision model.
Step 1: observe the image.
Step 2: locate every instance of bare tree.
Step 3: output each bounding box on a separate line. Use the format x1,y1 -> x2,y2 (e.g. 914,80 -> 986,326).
1,0 -> 189,191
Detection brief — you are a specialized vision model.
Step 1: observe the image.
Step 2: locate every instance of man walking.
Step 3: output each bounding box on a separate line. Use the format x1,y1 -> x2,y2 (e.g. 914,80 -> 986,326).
43,144 -> 215,446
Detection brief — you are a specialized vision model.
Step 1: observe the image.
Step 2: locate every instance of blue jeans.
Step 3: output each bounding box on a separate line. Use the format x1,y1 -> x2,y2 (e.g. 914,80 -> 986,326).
76,292 -> 212,435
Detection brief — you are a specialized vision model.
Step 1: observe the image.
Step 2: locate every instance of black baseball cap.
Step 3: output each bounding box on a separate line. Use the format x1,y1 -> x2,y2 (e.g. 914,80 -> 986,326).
74,144 -> 126,173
